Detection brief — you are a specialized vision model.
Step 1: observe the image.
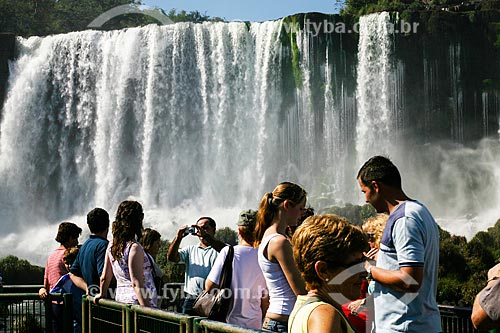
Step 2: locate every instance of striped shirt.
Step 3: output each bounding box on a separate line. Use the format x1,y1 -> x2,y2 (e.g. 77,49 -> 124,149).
44,247 -> 69,290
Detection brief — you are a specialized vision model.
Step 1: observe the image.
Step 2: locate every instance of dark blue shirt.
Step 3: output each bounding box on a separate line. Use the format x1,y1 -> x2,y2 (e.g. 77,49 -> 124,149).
70,235 -> 108,293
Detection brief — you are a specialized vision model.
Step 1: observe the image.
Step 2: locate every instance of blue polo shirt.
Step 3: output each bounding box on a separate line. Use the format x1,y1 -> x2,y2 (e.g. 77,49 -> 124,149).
70,235 -> 108,293
374,200 -> 441,332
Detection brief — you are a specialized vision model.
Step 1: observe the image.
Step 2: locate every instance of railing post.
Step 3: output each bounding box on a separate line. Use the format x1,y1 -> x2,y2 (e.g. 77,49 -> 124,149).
63,293 -> 73,333
45,300 -> 52,333
82,295 -> 88,333
125,304 -> 134,333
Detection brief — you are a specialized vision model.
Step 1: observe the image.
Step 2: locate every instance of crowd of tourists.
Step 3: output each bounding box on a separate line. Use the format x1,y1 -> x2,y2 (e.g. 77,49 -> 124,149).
39,155 -> 500,333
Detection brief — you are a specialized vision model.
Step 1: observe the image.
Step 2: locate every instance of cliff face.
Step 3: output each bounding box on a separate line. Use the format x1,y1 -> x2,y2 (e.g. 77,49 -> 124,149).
391,10 -> 500,143
279,10 -> 500,147
0,34 -> 15,118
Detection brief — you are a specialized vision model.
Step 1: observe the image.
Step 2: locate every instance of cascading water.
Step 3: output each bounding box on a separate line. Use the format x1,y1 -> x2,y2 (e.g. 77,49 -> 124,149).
1,13 -> 499,265
0,22 -> 289,263
356,12 -> 394,163
354,13 -> 500,237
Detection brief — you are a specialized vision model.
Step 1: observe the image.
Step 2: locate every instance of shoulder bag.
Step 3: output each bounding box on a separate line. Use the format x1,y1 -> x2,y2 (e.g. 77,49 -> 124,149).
193,245 -> 234,322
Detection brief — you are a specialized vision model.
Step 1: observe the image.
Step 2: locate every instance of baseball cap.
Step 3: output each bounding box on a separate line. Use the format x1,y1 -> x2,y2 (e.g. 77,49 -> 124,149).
237,209 -> 257,227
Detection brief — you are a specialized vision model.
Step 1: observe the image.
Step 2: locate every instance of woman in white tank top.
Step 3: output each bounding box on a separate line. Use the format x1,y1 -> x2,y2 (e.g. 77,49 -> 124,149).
254,182 -> 308,332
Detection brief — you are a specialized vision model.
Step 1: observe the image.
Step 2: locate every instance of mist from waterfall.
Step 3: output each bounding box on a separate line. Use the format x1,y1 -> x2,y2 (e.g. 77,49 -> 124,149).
1,13 -> 499,265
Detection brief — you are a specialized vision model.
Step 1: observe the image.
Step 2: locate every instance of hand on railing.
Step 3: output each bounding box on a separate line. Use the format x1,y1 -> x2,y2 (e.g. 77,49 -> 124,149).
93,292 -> 103,304
38,287 -> 50,301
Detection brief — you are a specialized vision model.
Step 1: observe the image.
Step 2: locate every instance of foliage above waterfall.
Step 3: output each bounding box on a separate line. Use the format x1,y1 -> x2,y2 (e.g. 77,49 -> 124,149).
0,0 -> 221,36
341,0 -> 500,16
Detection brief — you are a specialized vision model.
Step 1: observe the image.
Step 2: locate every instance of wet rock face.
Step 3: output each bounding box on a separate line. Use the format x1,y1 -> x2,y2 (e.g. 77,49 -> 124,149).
0,33 -> 15,115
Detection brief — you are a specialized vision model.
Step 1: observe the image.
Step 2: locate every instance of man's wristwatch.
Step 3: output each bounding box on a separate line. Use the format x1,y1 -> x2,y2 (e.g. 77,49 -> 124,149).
366,265 -> 373,280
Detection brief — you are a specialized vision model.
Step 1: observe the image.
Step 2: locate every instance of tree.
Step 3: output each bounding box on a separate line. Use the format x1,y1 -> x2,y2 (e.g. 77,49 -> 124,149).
0,0 -> 172,36
166,9 -> 223,23
156,240 -> 185,283
323,203 -> 376,225
215,227 -> 238,246
0,255 -> 44,285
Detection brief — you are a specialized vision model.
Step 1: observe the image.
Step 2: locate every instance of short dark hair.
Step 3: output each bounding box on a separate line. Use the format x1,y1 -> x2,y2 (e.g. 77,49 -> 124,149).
197,216 -> 216,229
87,208 -> 109,234
357,155 -> 402,190
55,222 -> 82,244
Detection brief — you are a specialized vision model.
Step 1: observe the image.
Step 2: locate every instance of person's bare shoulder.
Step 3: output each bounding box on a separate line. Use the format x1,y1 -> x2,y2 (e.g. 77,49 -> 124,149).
308,303 -> 344,333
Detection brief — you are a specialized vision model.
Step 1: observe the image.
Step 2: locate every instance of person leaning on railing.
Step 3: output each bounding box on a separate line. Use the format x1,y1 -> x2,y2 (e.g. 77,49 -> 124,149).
471,262 -> 500,330
94,201 -> 158,308
39,222 -> 82,333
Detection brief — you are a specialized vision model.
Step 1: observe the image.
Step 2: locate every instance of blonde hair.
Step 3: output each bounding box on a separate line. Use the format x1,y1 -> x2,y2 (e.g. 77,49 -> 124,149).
292,214 -> 368,290
362,214 -> 388,248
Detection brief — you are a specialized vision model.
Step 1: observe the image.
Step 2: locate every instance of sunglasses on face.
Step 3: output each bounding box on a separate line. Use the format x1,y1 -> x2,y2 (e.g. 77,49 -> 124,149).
327,257 -> 366,270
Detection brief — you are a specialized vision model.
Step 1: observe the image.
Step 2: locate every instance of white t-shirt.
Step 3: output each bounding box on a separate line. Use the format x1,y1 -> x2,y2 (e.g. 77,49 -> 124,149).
207,245 -> 268,329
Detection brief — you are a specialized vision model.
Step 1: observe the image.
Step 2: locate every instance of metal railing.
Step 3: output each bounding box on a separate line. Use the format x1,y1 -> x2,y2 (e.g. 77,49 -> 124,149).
0,288 -> 72,333
193,318 -> 266,333
439,305 -> 479,333
1,286 -> 485,333
83,296 -> 265,333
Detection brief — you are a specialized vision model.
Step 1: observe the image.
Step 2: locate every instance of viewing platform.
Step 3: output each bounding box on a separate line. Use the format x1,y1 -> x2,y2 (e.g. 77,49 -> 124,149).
0,285 -> 480,333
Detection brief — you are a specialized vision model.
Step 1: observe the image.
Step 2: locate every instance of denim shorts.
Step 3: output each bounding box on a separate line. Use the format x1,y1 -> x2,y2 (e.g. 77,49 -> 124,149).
262,317 -> 288,333
182,294 -> 198,315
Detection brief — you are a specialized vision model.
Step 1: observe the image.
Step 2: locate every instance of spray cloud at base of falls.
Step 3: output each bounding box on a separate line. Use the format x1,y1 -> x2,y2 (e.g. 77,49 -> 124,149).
0,13 -> 499,264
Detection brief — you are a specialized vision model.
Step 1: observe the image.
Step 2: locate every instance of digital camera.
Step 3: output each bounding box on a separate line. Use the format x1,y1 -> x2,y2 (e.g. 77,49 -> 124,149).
184,226 -> 197,236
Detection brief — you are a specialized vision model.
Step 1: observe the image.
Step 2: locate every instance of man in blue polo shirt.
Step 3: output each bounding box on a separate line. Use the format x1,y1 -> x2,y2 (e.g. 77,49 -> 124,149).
70,208 -> 110,295
357,156 -> 441,333
167,217 -> 225,315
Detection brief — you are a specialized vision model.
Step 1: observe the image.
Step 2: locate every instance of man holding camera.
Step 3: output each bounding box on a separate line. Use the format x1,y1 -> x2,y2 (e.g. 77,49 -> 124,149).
167,217 -> 226,315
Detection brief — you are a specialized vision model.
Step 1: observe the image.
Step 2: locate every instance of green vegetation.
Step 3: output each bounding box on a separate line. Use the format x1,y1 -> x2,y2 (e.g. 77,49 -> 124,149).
0,0 -> 221,37
215,227 -> 239,246
438,221 -> 500,306
0,255 -> 44,285
156,239 -> 185,283
281,16 -> 303,89
341,0 -> 500,16
322,203 -> 377,225
166,9 -> 224,23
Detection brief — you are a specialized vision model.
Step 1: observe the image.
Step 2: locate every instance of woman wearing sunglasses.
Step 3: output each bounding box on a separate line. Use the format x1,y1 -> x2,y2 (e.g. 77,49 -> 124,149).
289,214 -> 369,333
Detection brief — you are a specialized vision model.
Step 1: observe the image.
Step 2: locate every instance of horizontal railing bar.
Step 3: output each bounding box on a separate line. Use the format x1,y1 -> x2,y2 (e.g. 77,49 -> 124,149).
196,319 -> 267,333
0,293 -> 64,300
86,295 -> 130,310
130,304 -> 190,320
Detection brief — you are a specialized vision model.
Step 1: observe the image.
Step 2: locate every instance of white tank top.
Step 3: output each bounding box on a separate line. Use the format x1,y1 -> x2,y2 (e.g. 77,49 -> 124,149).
258,233 -> 296,316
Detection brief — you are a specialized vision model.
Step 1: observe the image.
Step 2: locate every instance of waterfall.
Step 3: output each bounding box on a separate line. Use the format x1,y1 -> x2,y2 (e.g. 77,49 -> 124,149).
1,13 -> 499,265
355,12 -> 394,163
